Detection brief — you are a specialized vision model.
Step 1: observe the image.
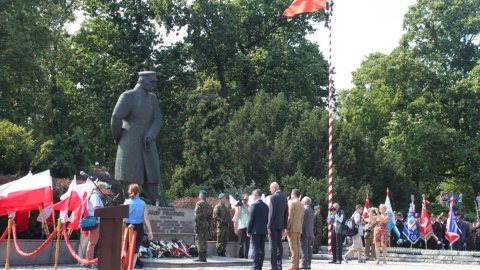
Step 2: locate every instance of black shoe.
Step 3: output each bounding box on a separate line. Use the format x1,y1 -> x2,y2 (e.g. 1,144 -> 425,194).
328,261 -> 337,264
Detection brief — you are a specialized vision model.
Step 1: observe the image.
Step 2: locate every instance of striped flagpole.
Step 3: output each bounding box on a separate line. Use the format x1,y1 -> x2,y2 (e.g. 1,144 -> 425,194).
327,0 -> 334,255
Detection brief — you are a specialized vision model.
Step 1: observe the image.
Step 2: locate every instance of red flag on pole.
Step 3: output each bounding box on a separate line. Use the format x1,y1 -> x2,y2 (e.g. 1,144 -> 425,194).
283,0 -> 327,17
420,204 -> 433,241
363,198 -> 370,219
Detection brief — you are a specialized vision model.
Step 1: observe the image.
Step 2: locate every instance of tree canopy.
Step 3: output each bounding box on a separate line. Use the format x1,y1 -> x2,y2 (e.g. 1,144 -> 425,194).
1,0 -> 479,214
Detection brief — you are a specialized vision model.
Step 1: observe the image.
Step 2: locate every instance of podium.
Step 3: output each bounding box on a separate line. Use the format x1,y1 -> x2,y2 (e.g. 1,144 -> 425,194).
94,205 -> 129,270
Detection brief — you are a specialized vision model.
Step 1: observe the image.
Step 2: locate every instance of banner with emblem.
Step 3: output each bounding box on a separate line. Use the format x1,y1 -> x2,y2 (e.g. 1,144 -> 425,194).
403,202 -> 420,244
445,197 -> 460,245
420,203 -> 433,241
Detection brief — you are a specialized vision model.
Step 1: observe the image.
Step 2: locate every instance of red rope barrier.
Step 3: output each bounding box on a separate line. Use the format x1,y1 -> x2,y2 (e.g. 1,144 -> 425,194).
0,227 -> 8,246
61,224 -> 98,265
12,221 -> 57,257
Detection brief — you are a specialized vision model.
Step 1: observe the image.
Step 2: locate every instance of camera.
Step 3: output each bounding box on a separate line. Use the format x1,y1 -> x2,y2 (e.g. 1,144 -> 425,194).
329,207 -> 335,212
235,200 -> 243,207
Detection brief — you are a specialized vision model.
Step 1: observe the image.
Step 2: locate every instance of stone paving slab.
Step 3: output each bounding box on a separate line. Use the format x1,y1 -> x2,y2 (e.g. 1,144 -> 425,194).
5,259 -> 480,270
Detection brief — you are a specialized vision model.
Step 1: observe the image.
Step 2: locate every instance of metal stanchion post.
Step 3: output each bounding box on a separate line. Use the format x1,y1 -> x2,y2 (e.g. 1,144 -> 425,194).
54,219 -> 62,270
5,217 -> 12,270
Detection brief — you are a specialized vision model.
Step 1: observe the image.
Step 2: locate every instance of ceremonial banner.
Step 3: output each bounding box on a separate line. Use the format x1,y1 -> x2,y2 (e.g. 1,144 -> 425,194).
420,205 -> 433,240
0,170 -> 53,216
385,189 -> 401,238
445,197 -> 460,244
403,202 -> 420,244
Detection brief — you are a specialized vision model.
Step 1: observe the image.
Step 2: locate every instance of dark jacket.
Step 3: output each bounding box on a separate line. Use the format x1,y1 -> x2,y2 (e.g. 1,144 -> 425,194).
267,190 -> 288,230
248,199 -> 269,235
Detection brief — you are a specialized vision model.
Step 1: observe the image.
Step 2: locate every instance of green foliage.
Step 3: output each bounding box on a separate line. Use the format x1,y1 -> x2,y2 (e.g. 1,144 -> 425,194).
49,128 -> 92,178
425,203 -> 449,217
0,120 -> 35,174
338,0 -> 480,211
222,177 -> 256,200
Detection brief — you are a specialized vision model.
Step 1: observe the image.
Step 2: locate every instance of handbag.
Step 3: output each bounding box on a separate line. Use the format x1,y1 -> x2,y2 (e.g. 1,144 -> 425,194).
80,216 -> 98,231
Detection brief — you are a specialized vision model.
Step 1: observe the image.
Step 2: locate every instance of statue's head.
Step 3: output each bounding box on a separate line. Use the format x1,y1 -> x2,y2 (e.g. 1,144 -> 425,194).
138,71 -> 157,92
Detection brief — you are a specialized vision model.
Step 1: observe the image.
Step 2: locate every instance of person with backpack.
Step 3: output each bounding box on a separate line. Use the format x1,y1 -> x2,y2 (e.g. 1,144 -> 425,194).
343,204 -> 366,263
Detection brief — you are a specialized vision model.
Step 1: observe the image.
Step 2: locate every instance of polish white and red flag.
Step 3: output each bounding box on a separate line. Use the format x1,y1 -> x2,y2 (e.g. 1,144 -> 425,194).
52,176 -> 95,230
0,170 -> 53,216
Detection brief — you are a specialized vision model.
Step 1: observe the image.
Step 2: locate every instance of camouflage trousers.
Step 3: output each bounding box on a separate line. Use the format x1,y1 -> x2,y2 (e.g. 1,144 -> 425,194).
216,226 -> 228,253
312,234 -> 322,253
195,226 -> 209,253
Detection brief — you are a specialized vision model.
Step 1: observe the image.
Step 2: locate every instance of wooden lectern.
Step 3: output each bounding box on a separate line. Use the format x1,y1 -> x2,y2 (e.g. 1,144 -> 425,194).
94,205 -> 129,270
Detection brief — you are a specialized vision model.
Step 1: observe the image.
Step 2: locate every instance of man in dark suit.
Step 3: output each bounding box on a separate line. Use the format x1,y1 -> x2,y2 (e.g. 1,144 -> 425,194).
300,197 -> 314,270
248,189 -> 269,270
268,181 -> 289,270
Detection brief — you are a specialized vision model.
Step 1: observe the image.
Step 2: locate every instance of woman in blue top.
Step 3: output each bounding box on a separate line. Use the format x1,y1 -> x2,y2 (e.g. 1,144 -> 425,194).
124,184 -> 154,266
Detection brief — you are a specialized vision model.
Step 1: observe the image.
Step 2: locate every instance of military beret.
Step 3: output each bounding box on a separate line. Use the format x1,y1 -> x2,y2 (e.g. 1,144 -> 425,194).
218,193 -> 225,199
314,205 -> 320,210
199,190 -> 208,195
415,213 -> 421,218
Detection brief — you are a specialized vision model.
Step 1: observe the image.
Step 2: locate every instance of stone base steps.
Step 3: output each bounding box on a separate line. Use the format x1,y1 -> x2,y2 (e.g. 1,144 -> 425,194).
314,246 -> 480,265
143,256 -> 252,268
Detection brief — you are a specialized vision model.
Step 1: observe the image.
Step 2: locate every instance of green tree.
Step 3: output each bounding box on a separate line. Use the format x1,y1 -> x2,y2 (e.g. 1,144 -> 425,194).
174,78 -> 230,193
338,0 -> 480,209
0,120 -> 35,174
153,0 -> 329,107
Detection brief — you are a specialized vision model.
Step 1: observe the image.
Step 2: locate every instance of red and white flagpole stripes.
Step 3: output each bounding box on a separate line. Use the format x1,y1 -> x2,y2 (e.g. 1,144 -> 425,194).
326,0 -> 334,255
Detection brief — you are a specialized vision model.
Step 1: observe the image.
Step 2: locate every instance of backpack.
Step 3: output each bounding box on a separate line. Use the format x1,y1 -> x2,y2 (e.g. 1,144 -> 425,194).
344,213 -> 359,237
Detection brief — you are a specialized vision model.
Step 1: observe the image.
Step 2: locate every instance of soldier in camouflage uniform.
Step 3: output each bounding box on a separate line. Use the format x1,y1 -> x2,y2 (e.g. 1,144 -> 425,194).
312,205 -> 323,254
213,193 -> 229,256
194,190 -> 213,262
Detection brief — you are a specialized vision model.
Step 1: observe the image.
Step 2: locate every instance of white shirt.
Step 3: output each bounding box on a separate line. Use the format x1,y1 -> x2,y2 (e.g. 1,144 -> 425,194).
353,211 -> 364,234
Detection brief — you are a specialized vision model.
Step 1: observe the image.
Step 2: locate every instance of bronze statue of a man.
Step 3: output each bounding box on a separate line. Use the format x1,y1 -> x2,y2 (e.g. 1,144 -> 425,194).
111,71 -> 168,206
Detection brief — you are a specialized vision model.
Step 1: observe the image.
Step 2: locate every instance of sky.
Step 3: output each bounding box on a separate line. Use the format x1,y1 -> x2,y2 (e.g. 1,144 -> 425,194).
69,0 -> 418,91
310,0 -> 418,90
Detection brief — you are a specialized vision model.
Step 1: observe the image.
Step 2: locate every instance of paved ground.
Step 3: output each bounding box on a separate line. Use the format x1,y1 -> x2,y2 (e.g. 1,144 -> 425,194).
6,259 -> 480,270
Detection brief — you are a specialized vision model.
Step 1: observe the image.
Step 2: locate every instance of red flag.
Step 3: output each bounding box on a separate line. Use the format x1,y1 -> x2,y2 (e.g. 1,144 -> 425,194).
419,205 -> 433,240
0,170 -> 53,216
283,0 -> 327,17
13,211 -> 30,232
363,198 -> 370,219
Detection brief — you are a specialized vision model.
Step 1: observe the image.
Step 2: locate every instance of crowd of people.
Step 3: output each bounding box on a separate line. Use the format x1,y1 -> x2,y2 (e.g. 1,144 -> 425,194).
389,210 -> 480,251
440,190 -> 463,209
193,185 -> 480,269
81,179 -> 480,269
194,182 -> 324,270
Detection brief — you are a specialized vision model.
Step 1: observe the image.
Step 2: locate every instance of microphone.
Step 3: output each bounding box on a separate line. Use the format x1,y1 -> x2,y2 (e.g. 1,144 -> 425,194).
80,171 -> 89,177
113,193 -> 120,201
